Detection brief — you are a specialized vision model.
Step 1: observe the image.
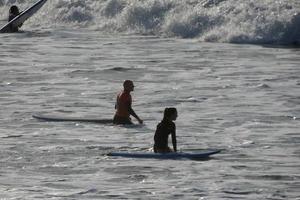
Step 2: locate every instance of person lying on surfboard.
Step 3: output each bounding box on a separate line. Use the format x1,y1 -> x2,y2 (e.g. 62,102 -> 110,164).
113,80 -> 143,125
153,107 -> 178,153
8,5 -> 23,32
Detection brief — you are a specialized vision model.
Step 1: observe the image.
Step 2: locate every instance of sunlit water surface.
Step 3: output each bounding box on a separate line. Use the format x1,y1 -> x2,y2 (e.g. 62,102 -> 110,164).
0,29 -> 299,199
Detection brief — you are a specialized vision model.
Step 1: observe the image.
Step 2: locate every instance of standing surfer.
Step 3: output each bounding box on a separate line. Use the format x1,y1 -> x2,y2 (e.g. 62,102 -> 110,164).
113,80 -> 143,125
8,5 -> 22,32
153,107 -> 178,153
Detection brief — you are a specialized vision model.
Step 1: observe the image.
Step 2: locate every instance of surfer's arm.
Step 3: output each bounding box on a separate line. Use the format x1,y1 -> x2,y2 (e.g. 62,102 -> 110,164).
128,106 -> 143,124
171,126 -> 177,152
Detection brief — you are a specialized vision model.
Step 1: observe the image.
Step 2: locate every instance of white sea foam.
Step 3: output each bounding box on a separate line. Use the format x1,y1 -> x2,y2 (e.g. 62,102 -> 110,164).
1,0 -> 299,44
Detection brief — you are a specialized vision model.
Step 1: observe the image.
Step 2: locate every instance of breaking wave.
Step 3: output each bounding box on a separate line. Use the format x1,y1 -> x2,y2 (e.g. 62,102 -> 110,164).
1,0 -> 299,44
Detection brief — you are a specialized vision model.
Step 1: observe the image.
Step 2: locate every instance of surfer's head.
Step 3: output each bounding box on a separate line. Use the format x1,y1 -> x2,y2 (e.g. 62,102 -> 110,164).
163,107 -> 177,121
123,80 -> 134,92
9,5 -> 20,15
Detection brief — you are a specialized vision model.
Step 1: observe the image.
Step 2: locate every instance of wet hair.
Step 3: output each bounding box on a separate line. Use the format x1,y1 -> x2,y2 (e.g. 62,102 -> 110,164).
9,5 -> 20,15
163,107 -> 177,120
123,80 -> 133,87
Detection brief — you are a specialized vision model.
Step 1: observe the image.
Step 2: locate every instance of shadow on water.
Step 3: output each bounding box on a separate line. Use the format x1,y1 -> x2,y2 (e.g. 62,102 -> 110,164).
261,43 -> 300,49
0,30 -> 53,37
21,30 -> 53,37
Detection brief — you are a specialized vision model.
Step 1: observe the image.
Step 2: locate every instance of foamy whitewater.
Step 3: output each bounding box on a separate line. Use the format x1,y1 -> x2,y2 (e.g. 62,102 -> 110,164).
1,0 -> 300,44
0,0 -> 300,199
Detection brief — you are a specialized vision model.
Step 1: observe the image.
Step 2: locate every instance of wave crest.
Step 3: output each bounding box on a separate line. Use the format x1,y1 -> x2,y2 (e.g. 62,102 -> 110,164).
1,0 -> 299,44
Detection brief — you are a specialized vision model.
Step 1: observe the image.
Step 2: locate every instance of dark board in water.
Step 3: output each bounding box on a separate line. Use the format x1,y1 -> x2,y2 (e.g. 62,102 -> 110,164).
108,149 -> 221,160
32,114 -> 113,124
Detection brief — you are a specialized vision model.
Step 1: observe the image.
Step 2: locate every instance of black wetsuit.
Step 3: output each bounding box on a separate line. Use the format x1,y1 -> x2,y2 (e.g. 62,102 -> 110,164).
153,119 -> 177,153
113,115 -> 133,125
8,13 -> 21,32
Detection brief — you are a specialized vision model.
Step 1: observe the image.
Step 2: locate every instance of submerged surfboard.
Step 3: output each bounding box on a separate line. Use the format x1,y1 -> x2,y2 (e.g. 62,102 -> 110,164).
32,114 -> 113,124
0,0 -> 48,33
108,149 -> 221,160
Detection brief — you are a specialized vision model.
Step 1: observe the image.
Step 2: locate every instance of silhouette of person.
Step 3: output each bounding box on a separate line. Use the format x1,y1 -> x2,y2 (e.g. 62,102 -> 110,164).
113,80 -> 143,125
153,107 -> 178,153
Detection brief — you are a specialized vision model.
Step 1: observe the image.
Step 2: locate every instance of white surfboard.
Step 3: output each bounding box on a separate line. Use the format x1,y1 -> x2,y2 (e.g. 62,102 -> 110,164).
0,0 -> 48,33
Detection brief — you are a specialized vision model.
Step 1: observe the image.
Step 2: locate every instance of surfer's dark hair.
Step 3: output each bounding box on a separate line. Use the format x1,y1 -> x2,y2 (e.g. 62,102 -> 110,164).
9,5 -> 20,14
163,107 -> 177,120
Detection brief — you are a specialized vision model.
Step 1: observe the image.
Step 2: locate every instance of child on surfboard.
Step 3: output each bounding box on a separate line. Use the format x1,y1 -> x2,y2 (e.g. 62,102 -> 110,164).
113,80 -> 143,125
153,107 -> 178,153
8,5 -> 23,32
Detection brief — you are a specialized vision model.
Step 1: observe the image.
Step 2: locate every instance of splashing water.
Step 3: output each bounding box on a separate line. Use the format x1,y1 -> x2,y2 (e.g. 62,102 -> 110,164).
1,0 -> 299,44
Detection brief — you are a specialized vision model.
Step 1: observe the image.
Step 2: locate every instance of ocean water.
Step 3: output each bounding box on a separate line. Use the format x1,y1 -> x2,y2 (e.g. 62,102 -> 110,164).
0,0 -> 300,199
